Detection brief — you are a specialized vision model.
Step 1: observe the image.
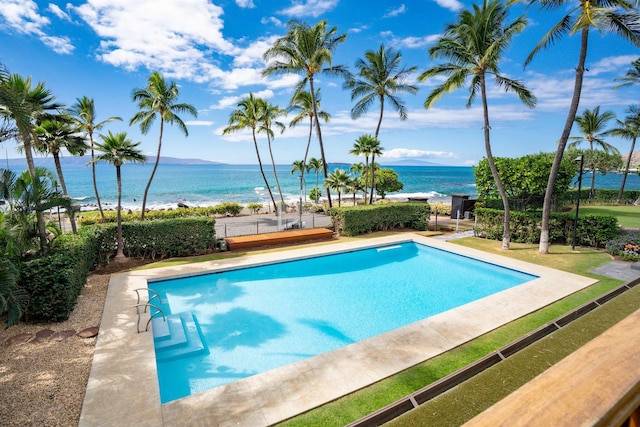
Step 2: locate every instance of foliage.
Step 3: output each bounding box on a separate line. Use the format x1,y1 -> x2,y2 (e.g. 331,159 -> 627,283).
309,187 -> 322,204
374,168 -> 403,198
606,230 -> 640,261
474,153 -> 576,210
559,189 -> 640,206
474,208 -> 619,248
246,203 -> 263,214
330,202 -> 430,236
0,258 -> 28,328
80,203 -> 242,225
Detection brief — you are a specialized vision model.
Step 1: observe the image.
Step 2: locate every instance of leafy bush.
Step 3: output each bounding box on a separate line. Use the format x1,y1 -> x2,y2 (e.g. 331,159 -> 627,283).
79,206 -> 220,224
330,202 -> 430,236
606,230 -> 640,261
474,207 -> 619,248
560,189 -> 640,206
214,202 -> 243,216
246,203 -> 263,214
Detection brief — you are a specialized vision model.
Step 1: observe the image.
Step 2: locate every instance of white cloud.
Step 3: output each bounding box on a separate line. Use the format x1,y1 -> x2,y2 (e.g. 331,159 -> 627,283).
0,0 -> 74,54
261,16 -> 284,27
232,36 -> 279,67
382,148 -> 458,159
235,0 -> 255,8
433,0 -> 464,12
211,89 -> 275,109
185,120 -> 214,126
48,4 -> 71,21
397,34 -> 441,49
384,5 -> 406,18
278,0 -> 339,18
589,55 -> 639,77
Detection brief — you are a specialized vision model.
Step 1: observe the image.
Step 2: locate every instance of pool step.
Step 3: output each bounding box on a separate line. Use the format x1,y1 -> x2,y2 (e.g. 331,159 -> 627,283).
152,312 -> 209,362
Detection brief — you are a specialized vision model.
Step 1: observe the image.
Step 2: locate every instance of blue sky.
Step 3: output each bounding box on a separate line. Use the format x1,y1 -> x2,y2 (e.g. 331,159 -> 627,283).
1,0 -> 639,166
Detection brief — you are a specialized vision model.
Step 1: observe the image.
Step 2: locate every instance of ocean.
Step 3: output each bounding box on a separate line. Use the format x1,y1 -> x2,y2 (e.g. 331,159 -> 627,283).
6,160 -> 640,212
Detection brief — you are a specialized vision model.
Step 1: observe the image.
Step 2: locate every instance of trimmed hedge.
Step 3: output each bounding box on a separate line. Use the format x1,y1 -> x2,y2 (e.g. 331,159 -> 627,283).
79,202 -> 243,225
330,202 -> 430,237
474,207 -> 619,247
19,232 -> 100,322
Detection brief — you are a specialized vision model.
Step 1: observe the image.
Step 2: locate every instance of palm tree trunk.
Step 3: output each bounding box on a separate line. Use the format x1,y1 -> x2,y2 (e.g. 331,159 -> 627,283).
589,167 -> 596,198
267,133 -> 285,207
23,133 -> 48,252
141,118 -> 164,220
481,76 -> 510,250
309,78 -> 332,208
617,137 -> 636,203
370,100 -> 384,204
89,135 -> 106,222
539,28 -> 589,254
252,130 -> 277,210
53,153 -> 77,234
115,165 -> 125,259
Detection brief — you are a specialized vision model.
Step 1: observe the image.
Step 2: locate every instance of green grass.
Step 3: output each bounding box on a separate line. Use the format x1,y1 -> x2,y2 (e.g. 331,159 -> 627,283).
572,204 -> 640,228
275,238 -> 624,427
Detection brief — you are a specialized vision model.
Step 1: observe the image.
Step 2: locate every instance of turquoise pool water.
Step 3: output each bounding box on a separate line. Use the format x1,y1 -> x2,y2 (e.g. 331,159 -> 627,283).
149,242 -> 536,403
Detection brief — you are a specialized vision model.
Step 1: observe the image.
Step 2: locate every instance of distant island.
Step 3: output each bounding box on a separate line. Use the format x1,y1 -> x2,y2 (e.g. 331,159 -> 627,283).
5,156 -> 222,168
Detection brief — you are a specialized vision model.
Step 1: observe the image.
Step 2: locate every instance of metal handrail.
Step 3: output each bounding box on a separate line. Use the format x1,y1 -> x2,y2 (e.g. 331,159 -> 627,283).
134,288 -> 161,313
134,303 -> 166,333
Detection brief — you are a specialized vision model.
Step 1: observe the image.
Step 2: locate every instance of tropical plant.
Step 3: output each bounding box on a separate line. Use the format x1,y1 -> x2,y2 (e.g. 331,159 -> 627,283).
324,168 -> 350,207
306,157 -> 323,205
419,0 -> 536,250
263,20 -> 349,207
582,149 -> 623,196
308,187 -> 322,204
0,257 -> 28,328
34,114 -> 88,233
346,45 -> 418,203
257,100 -> 286,207
349,134 -> 376,203
516,0 -> 640,254
93,131 -> 146,259
610,106 -> 640,203
130,71 -> 197,220
0,72 -> 62,251
375,168 -> 404,199
70,96 -> 122,222
288,89 -> 330,165
568,106 -> 619,198
223,94 -> 277,209
291,159 -> 307,205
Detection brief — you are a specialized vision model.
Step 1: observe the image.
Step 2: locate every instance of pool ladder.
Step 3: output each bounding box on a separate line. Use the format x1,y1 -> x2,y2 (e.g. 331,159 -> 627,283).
134,288 -> 166,333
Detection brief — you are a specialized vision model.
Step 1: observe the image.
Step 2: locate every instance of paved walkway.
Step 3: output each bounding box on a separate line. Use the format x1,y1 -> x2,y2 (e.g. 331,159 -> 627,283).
591,260 -> 640,281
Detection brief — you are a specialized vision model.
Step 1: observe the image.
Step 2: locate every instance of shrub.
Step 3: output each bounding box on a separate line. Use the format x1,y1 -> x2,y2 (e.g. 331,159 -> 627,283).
330,202 -> 430,237
246,203 -> 263,214
606,230 -> 640,261
80,206 -> 220,225
213,202 -> 243,216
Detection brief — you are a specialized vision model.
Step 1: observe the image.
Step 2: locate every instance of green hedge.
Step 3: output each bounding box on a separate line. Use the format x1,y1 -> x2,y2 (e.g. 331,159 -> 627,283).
19,232 -> 100,322
560,189 -> 640,205
79,202 -> 243,225
330,203 -> 430,237
474,207 -> 619,247
89,217 -> 217,260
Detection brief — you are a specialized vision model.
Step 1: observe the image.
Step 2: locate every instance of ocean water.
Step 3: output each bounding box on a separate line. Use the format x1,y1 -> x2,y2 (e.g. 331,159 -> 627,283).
7,160 -> 640,212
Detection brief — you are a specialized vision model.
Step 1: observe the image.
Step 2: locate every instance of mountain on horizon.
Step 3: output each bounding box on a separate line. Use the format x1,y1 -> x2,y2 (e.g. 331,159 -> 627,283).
380,159 -> 447,167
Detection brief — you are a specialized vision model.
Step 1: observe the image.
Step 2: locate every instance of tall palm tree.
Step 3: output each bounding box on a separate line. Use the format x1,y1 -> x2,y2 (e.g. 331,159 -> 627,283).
93,131 -> 146,259
419,0 -> 535,250
517,0 -> 640,254
263,20 -> 349,208
70,96 -> 122,222
306,157 -> 323,204
367,137 -> 384,204
610,105 -> 640,203
614,57 -> 640,91
223,94 -> 277,209
324,168 -> 350,207
0,72 -> 62,252
288,89 -> 330,168
130,71 -> 197,220
349,134 -> 374,203
34,114 -> 88,233
257,100 -> 287,208
569,107 -> 619,198
291,159 -> 307,201
347,46 -> 417,203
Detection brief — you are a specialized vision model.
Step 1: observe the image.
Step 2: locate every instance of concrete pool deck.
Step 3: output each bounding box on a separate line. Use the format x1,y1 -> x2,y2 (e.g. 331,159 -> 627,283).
79,234 -> 597,426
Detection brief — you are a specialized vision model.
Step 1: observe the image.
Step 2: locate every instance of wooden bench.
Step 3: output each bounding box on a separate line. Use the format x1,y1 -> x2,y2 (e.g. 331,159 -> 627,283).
224,228 -> 334,250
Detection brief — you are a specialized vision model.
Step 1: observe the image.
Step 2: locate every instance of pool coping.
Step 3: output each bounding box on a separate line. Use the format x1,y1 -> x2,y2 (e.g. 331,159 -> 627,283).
79,234 -> 597,426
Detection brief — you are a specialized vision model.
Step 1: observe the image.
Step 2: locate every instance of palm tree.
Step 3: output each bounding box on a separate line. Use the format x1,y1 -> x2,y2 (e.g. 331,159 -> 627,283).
518,0 -> 640,254
324,168 -> 350,207
419,0 -> 535,250
349,134 -> 374,203
257,100 -> 287,208
223,94 -> 277,209
263,20 -> 349,208
288,89 -> 330,169
610,105 -> 640,203
614,57 -> 640,90
93,131 -> 146,259
130,71 -> 197,220
347,46 -> 417,203
291,159 -> 306,202
34,114 -> 88,233
0,72 -> 62,252
306,157 -> 323,205
70,96 -> 122,222
568,106 -> 618,198
367,137 -> 383,204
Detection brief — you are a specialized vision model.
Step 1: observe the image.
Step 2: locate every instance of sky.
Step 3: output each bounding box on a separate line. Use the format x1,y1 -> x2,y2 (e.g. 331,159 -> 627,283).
1,0 -> 639,166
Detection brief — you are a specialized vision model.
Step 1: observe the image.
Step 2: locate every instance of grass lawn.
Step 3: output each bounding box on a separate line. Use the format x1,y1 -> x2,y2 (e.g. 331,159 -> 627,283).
572,204 -> 640,228
274,238 -> 626,427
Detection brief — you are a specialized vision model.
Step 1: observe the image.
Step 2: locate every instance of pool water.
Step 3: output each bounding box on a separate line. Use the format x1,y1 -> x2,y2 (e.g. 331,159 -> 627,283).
149,242 -> 536,403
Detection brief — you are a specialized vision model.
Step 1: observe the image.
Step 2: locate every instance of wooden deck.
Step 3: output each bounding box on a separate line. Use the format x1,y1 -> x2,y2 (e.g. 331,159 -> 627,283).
224,228 -> 334,250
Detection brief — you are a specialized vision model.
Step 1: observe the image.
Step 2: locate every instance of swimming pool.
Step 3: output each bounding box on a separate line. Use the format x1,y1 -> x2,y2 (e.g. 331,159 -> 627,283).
81,234 -> 597,426
149,241 -> 536,403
